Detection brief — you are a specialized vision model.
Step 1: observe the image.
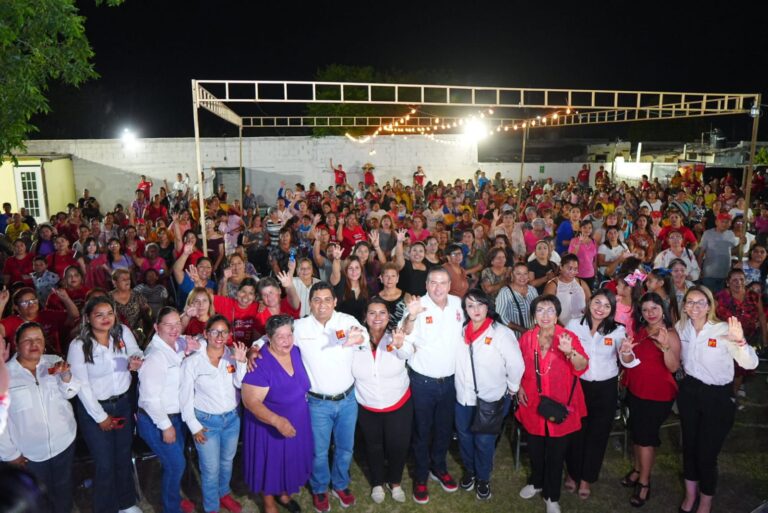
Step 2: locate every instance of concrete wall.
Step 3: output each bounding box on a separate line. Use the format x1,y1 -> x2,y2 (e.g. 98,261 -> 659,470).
0,160 -> 17,211
43,158 -> 76,215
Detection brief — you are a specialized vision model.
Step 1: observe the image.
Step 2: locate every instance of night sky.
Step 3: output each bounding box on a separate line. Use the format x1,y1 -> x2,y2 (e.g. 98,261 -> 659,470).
31,1 -> 768,142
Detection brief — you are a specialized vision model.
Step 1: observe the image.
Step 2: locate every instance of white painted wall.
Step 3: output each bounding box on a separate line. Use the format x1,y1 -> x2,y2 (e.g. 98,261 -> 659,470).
23,136 -> 678,211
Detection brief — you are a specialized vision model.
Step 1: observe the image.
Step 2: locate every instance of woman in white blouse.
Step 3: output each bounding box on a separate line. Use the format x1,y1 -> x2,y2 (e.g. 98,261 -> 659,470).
675,286 -> 758,513
180,315 -> 247,513
292,257 -> 320,318
455,289 -> 524,502
352,298 -> 411,504
68,296 -> 144,513
137,307 -> 200,513
563,289 -> 628,499
0,322 -> 80,513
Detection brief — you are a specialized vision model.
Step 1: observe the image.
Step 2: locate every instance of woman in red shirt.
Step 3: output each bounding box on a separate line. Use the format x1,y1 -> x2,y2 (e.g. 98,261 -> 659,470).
338,214 -> 367,257
516,294 -> 588,513
213,278 -> 261,345
47,233 -> 82,279
181,287 -> 214,337
2,238 -> 34,287
619,292 -> 681,508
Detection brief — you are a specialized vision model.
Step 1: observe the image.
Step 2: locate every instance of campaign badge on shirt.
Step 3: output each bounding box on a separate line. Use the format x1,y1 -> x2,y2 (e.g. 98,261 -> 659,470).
386,344 -> 394,352
336,330 -> 346,340
426,316 -> 433,324
707,338 -> 717,348
117,339 -> 126,350
227,364 -> 236,374
456,310 -> 462,322
604,338 -> 613,346
484,337 -> 493,345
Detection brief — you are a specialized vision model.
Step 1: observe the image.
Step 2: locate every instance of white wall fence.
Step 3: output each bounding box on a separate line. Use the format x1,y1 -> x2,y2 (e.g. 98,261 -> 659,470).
23,136 -> 678,210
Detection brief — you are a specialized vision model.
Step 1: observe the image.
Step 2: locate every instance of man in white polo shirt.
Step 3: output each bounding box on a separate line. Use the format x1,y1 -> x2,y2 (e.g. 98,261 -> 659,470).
400,267 -> 465,504
292,281 -> 368,512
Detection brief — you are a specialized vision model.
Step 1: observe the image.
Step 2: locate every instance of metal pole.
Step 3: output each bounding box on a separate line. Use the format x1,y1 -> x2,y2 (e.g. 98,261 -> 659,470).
517,125 -> 528,204
239,126 -> 244,204
741,94 -> 761,259
192,80 -> 208,254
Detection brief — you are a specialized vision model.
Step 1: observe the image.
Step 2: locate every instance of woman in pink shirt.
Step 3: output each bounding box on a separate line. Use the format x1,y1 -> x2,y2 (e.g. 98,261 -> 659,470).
568,220 -> 598,291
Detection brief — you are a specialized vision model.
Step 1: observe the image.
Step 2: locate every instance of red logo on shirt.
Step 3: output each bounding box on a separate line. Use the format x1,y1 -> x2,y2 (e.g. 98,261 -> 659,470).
426,316 -> 433,324
118,339 -> 125,350
336,330 -> 346,339
708,338 -> 717,348
484,337 -> 493,345
604,338 -> 613,346
386,344 -> 394,352
456,310 -> 462,322
227,364 -> 236,374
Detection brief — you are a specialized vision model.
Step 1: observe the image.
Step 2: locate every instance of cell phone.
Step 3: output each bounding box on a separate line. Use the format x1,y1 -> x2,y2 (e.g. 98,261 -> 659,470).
111,417 -> 126,429
289,248 -> 296,263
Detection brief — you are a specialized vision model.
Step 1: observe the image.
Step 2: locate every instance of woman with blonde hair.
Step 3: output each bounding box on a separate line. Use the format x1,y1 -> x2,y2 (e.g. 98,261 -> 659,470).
675,286 -> 758,513
181,287 -> 215,337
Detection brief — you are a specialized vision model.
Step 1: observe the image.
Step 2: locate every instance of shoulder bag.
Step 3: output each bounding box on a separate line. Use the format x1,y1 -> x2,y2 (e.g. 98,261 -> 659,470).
468,342 -> 508,434
534,348 -> 577,424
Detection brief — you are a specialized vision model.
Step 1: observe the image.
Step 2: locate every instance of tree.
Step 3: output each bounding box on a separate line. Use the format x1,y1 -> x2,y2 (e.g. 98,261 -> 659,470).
0,0 -> 121,158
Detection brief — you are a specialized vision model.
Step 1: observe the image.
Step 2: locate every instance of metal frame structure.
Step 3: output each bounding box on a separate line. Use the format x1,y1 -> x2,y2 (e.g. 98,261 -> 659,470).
191,79 -> 761,251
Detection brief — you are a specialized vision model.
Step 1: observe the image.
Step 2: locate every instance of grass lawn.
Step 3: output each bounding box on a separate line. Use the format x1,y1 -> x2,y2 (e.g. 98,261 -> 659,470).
75,370 -> 768,513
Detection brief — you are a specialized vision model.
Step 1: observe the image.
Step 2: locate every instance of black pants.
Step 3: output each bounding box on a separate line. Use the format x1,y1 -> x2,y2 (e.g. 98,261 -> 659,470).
357,398 -> 413,486
26,441 -> 75,513
566,376 -> 618,483
409,370 -> 456,482
678,375 -> 736,496
527,428 -> 572,502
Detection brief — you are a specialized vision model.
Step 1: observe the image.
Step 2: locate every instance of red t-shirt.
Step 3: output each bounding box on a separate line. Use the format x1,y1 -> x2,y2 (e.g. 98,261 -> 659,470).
414,173 -> 425,187
46,252 -> 79,280
622,326 -> 678,402
1,310 -> 68,355
577,169 -> 590,183
334,169 -> 346,185
3,254 -> 34,286
137,180 -> 152,199
340,226 -> 367,256
657,225 -> 697,250
46,286 -> 90,313
145,204 -> 168,223
213,295 -> 261,344
184,317 -> 207,337
254,298 -> 301,335
364,170 -> 375,186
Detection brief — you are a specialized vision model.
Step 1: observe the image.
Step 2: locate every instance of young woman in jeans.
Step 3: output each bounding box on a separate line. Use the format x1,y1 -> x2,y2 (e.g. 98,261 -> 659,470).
180,315 -> 247,513
137,307 -> 200,513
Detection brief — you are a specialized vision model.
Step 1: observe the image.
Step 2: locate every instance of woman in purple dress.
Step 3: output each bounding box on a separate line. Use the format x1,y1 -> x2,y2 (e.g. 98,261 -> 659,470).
241,314 -> 312,513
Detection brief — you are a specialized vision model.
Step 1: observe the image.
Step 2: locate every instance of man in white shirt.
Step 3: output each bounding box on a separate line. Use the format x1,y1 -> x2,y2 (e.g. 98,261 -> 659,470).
400,267 -> 465,504
291,282 -> 367,512
0,323 -> 80,513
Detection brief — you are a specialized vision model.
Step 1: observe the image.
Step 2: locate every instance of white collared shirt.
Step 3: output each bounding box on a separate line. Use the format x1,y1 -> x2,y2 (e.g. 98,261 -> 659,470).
677,320 -> 759,386
292,310 -> 369,396
180,348 -> 246,435
399,294 -> 465,378
0,355 -> 80,462
454,323 -> 524,406
138,334 -> 186,430
67,325 -> 143,423
352,333 -> 410,410
567,319 -> 630,382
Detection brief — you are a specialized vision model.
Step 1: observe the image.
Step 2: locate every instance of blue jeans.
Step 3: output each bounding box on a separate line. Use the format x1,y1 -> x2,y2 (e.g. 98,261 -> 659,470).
193,408 -> 240,512
409,370 -> 456,482
77,394 -> 137,512
137,412 -> 186,513
455,397 -> 511,481
27,441 -> 74,513
308,391 -> 358,493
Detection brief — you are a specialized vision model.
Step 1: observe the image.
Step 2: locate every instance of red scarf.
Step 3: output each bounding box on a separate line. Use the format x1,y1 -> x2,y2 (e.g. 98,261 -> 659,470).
463,318 -> 493,345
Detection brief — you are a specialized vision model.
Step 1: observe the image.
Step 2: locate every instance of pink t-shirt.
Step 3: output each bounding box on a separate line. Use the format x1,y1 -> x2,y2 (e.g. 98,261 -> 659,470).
524,230 -> 545,255
568,238 -> 597,278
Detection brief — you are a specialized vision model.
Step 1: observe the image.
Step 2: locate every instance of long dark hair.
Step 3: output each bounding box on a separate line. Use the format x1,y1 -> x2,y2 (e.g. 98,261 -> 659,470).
79,296 -> 124,363
633,292 -> 675,330
581,288 -> 621,335
461,288 -> 502,327
647,269 -> 679,322
342,256 -> 369,302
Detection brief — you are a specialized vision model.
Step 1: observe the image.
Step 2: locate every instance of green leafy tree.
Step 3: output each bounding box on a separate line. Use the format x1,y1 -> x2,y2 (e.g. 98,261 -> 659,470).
0,0 -> 121,158
755,147 -> 768,166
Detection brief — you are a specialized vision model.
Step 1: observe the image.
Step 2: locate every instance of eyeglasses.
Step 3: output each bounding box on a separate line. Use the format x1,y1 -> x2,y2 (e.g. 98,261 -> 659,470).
18,299 -> 39,307
685,299 -> 709,309
208,329 -> 230,338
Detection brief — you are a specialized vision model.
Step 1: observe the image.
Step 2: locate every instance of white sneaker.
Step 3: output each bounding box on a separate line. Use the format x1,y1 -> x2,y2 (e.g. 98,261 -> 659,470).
519,484 -> 542,499
737,385 -> 746,398
119,507 -> 143,513
545,498 -> 561,513
387,484 -> 406,503
371,486 -> 385,504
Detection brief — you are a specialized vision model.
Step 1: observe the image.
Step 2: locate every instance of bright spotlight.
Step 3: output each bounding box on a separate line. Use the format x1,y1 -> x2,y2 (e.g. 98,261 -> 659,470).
463,119 -> 488,142
121,128 -> 136,142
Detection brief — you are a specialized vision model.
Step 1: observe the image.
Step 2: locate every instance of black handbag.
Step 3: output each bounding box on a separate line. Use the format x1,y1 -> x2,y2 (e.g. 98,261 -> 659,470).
468,343 -> 507,435
534,349 -> 577,424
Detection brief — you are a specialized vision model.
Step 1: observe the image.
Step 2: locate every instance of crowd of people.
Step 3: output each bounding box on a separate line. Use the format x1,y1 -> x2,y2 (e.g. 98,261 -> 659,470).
0,163 -> 764,513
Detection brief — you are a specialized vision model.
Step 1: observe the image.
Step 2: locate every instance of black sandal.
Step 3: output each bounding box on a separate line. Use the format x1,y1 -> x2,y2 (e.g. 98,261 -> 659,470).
630,482 -> 651,508
277,497 -> 301,513
621,468 -> 640,487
